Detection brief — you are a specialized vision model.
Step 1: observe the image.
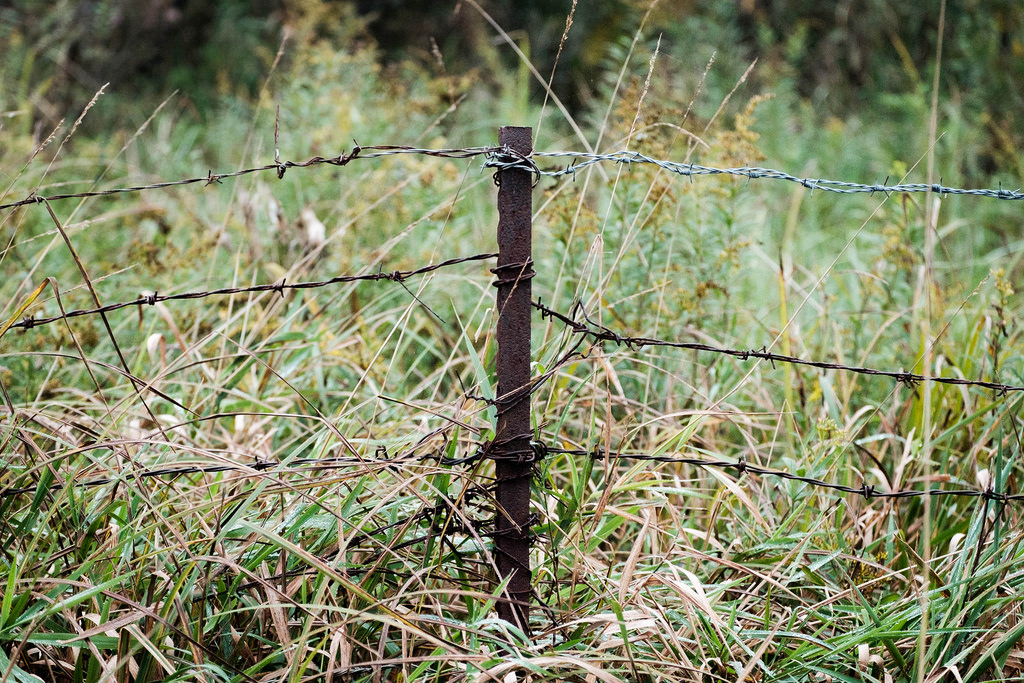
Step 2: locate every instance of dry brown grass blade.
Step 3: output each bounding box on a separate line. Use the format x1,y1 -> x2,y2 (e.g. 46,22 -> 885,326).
619,507 -> 653,605
263,560 -> 296,668
326,627 -> 354,680
57,610 -> 145,644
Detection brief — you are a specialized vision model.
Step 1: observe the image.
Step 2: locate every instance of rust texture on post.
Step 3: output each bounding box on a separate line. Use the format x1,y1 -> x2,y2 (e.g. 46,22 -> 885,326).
492,126 -> 534,632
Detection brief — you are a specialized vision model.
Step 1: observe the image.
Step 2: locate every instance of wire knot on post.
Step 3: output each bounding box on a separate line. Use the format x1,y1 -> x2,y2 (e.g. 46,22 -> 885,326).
487,146 -> 541,187
490,259 -> 536,288
483,433 -> 537,463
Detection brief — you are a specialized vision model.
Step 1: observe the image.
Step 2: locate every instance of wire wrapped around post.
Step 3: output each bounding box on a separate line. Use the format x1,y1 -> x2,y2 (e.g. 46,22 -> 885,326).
491,126 -> 535,633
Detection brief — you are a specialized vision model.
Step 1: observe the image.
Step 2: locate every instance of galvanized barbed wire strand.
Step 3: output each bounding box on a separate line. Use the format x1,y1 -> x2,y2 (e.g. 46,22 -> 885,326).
0,145 -> 503,211
10,252 -> 497,332
534,299 -> 1024,395
483,149 -> 1024,200
542,446 -> 1023,503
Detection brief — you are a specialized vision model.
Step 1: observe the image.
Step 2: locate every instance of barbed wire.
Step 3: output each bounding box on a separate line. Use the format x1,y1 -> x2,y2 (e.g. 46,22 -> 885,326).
7,429 -> 1017,503
534,299 -> 1024,395
542,445 -> 1022,503
0,145 -> 502,211
4,144 -> 1021,213
8,252 -> 496,332
0,422 -> 554,500
486,149 -> 1024,200
0,438 -> 493,499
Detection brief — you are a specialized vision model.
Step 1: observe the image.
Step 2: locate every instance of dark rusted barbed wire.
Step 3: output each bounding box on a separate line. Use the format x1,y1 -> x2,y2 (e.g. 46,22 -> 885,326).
0,441 -> 492,499
0,145 -> 503,211
485,149 -> 1024,200
544,446 -> 1023,502
535,299 -> 1024,395
10,252 -> 497,332
9,434 -> 1016,502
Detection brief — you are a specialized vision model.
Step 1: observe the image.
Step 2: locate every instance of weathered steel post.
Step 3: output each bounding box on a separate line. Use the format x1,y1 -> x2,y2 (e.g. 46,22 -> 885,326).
492,126 -> 534,632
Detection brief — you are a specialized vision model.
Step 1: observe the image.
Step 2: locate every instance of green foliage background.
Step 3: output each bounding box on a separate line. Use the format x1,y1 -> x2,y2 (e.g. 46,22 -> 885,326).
3,1 -> 1022,172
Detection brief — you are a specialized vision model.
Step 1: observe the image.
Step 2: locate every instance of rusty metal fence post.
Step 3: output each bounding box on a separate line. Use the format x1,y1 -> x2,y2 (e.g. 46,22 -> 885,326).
491,126 -> 534,632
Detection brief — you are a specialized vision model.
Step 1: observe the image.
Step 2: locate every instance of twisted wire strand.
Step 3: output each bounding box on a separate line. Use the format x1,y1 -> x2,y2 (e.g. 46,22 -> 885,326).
544,446 -> 1022,502
6,434 -> 1018,503
0,438 -> 491,499
10,252 -> 497,332
534,299 -> 1024,395
0,145 -> 503,211
488,149 -> 1024,199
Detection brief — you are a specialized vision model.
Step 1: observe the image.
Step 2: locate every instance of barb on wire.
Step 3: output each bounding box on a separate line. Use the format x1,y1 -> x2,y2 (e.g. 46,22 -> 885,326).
535,299 -> 1024,395
481,150 -> 1024,201
0,145 -> 502,211
10,252 -> 497,333
546,446 -> 1023,503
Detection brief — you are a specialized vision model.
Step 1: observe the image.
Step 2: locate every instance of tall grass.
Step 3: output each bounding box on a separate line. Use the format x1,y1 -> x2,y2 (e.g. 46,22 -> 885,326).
2,4 -> 1023,682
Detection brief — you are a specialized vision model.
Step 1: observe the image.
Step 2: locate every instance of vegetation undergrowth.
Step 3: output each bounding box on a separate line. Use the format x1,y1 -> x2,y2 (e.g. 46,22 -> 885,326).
1,2 -> 1023,681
